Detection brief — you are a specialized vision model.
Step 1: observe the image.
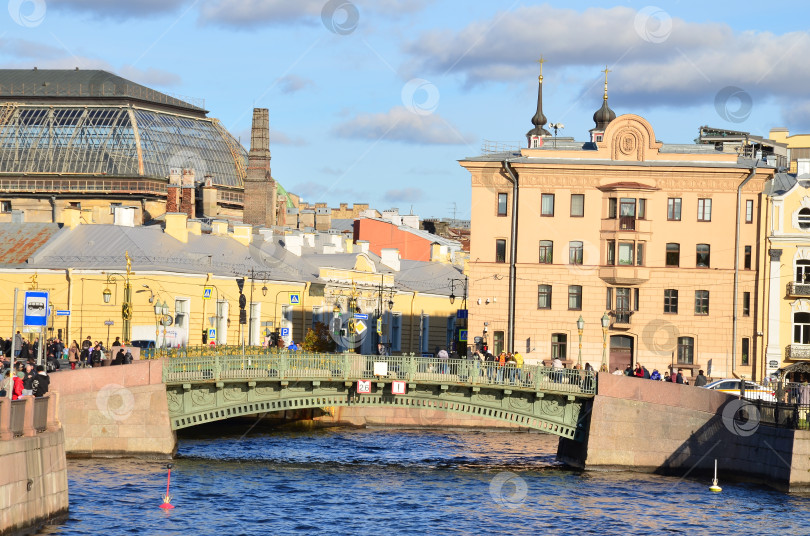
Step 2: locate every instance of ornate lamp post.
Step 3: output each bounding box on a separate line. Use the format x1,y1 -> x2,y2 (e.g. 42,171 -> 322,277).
102,251 -> 133,343
577,315 -> 585,367
448,276 -> 468,310
601,311 -> 610,372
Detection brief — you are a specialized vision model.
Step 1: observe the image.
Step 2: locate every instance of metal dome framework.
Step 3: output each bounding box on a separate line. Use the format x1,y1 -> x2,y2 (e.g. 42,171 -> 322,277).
0,104 -> 248,188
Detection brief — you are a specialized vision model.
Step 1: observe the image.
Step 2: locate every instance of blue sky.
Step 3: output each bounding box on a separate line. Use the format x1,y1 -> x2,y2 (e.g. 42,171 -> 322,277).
3,0 -> 810,219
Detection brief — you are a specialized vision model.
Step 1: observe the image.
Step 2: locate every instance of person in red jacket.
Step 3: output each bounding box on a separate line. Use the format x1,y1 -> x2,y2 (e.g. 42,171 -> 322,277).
2,369 -> 24,399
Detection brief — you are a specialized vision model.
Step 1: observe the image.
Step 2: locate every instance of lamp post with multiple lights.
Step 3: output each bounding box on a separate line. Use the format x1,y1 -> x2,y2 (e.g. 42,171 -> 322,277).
102,251 -> 133,344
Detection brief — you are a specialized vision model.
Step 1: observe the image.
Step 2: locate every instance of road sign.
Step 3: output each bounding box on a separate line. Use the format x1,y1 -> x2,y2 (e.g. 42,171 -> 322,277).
354,313 -> 368,320
392,381 -> 406,395
376,318 -> 382,335
203,287 -> 213,299
456,309 -> 468,319
357,380 -> 371,394
22,326 -> 41,333
290,293 -> 300,305
104,320 -> 115,326
458,329 -> 468,342
208,328 -> 216,340
56,310 -> 71,316
280,327 -> 290,337
373,362 -> 388,376
354,320 -> 367,335
23,290 -> 49,327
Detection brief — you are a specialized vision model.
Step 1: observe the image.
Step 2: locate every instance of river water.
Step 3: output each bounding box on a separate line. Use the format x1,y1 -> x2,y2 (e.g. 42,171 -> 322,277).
42,427 -> 809,535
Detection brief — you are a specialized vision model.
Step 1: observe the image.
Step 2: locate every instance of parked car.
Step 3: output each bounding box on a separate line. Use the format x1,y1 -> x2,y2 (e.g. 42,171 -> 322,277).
702,379 -> 776,402
129,340 -> 155,349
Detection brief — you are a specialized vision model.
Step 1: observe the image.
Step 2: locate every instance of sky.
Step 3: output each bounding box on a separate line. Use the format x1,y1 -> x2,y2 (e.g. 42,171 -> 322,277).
3,0 -> 810,220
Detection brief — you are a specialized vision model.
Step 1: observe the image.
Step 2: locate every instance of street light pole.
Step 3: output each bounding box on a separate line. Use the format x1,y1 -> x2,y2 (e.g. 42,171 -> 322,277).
601,311 -> 610,372
102,251 -> 133,344
577,315 -> 584,368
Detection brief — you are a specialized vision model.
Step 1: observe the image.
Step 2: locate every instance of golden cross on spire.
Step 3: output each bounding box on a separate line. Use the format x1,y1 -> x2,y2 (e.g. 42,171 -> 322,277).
536,55 -> 545,81
602,65 -> 611,100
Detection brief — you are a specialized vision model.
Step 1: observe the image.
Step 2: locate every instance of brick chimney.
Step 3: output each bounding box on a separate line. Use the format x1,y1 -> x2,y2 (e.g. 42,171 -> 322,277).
243,108 -> 277,228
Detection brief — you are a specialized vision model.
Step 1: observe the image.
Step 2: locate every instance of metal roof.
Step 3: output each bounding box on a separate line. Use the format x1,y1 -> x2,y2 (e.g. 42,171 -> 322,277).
0,69 -> 205,113
0,223 -> 61,265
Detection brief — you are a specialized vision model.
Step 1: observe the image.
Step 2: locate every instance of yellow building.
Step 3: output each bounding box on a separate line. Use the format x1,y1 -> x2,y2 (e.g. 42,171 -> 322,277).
768,128 -> 810,174
0,209 -> 463,356
459,68 -> 774,378
760,172 -> 810,378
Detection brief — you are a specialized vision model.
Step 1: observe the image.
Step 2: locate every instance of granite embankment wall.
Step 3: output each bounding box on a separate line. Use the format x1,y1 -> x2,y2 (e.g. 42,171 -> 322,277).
0,395 -> 69,536
48,361 -> 176,458
558,372 -> 810,492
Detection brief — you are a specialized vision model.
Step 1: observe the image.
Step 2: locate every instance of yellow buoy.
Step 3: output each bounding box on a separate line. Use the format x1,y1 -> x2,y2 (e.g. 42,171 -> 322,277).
709,459 -> 722,492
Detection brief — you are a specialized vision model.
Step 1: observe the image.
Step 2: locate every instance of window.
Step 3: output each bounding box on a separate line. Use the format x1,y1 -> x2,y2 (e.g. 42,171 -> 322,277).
696,244 -> 710,268
446,315 -> 456,347
677,336 -> 694,365
608,198 -> 618,219
312,306 -> 323,327
570,194 -> 584,217
664,289 -> 678,314
667,198 -> 681,221
618,242 -> 634,265
551,333 -> 567,359
541,194 -> 555,216
537,285 -> 552,309
493,331 -> 504,356
0,201 -> 10,213
497,193 -> 508,216
794,312 -> 810,344
568,285 -> 582,310
109,202 -> 122,215
539,240 -> 553,264
634,288 -> 640,312
741,338 -> 750,365
607,241 -> 615,265
666,243 -> 680,267
745,200 -> 754,224
697,198 -> 712,222
744,246 -> 752,270
495,239 -> 506,263
69,201 -> 81,210
636,243 -> 644,266
800,208 -> 810,230
695,290 -> 710,315
638,199 -> 647,219
743,292 -> 750,317
216,300 -> 229,345
606,287 -> 613,310
615,287 -> 631,312
569,241 -> 583,265
420,313 -> 430,353
619,198 -> 636,230
797,260 -> 810,283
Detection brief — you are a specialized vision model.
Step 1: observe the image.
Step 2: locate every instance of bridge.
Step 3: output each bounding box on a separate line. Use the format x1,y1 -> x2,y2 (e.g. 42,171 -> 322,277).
162,353 -> 597,441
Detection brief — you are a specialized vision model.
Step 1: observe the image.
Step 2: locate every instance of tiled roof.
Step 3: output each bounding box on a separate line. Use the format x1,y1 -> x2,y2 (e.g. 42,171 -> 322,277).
0,223 -> 61,265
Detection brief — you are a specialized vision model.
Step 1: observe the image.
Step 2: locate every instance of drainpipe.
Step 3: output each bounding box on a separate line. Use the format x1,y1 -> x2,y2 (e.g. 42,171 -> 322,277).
502,160 -> 519,353
50,196 -> 57,223
66,269 -> 73,343
733,162 -> 758,378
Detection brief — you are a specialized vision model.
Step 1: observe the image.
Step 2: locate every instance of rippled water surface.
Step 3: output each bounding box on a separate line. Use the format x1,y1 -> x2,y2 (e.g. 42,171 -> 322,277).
44,428 -> 809,535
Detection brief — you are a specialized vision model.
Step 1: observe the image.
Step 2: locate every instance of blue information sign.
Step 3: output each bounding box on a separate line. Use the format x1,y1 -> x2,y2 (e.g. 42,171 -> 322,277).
23,291 -> 49,327
456,309 -> 468,319
354,313 -> 368,320
280,327 -> 290,337
56,310 -> 71,316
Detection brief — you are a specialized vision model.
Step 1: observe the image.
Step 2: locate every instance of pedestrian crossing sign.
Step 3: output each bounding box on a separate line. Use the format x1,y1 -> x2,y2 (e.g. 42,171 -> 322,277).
208,328 -> 216,340
290,293 -> 300,304
203,287 -> 213,299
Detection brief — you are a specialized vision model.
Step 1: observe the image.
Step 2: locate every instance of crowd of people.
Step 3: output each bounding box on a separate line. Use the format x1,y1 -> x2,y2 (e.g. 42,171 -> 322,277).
1,333 -> 134,400
611,363 -> 708,386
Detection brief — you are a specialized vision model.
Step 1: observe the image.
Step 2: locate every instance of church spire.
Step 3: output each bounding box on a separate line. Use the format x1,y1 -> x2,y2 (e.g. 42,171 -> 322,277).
591,65 -> 616,141
526,56 -> 551,147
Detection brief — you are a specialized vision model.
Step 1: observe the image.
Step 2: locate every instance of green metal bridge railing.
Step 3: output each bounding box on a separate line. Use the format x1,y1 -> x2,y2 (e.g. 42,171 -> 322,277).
161,353 -> 597,396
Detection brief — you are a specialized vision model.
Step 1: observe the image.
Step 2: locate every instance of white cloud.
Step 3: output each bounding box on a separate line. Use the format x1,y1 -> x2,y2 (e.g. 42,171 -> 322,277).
278,74 -> 314,94
333,105 -> 474,145
384,187 -> 423,203
48,0 -> 190,18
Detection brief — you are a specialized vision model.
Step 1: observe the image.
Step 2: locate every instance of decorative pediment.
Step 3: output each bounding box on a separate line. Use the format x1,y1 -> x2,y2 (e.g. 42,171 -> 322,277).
599,114 -> 663,162
354,253 -> 376,273
790,299 -> 810,313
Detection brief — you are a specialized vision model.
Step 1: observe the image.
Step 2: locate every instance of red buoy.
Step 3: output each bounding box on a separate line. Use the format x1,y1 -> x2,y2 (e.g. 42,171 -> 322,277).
159,463 -> 175,509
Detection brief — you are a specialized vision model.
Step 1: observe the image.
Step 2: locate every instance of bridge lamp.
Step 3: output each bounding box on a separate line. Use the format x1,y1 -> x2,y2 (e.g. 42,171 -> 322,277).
154,300 -> 163,316
102,286 -> 112,304
600,311 -> 610,372
161,301 -> 170,317
577,315 -> 584,367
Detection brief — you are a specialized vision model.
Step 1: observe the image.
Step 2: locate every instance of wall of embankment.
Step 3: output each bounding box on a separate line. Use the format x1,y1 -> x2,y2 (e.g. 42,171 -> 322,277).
558,372 -> 810,492
0,395 -> 68,536
48,361 -> 176,458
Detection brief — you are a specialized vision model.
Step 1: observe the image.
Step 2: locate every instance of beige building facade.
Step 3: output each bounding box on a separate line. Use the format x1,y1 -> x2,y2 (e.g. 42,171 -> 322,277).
461,114 -> 774,378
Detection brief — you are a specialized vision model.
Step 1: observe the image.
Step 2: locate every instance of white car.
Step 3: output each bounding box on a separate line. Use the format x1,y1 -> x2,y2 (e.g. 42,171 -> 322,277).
702,379 -> 776,402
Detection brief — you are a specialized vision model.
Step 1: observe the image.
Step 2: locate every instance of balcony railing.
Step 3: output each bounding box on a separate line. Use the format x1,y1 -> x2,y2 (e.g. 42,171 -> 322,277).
787,281 -> 810,297
611,309 -> 633,326
619,216 -> 635,230
786,344 -> 810,360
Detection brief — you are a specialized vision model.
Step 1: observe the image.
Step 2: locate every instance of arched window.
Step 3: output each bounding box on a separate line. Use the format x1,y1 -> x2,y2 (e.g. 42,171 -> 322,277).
794,312 -> 810,344
800,208 -> 810,230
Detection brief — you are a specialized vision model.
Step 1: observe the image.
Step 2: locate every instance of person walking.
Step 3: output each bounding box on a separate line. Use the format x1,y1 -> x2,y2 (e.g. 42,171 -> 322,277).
694,370 -> 708,387
68,341 -> 79,370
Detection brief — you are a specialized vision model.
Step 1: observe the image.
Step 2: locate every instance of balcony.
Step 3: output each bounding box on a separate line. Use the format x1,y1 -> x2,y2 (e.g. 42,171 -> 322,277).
786,344 -> 810,361
787,281 -> 810,297
610,309 -> 633,329
599,266 -> 650,285
600,218 -> 652,235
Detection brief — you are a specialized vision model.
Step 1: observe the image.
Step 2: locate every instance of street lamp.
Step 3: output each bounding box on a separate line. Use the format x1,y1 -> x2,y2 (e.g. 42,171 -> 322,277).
449,276 -> 468,310
387,298 -> 394,311
101,251 -> 133,344
601,311 -> 610,372
577,315 -> 585,367
262,285 -> 268,297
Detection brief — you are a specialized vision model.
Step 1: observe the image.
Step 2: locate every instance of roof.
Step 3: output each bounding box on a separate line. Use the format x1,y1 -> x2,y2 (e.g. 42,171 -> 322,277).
0,223 -> 61,265
358,217 -> 461,249
764,172 -> 798,196
0,69 -> 205,114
